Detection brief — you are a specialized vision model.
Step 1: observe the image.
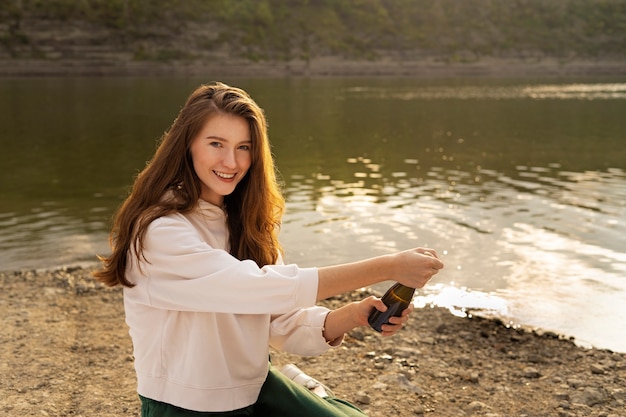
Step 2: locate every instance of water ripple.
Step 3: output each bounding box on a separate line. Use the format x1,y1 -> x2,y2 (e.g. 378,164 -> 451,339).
343,83 -> 626,100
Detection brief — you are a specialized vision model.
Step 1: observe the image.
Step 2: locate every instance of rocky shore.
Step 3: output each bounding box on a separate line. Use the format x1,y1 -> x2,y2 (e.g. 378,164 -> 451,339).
1,266 -> 625,417
2,56 -> 626,79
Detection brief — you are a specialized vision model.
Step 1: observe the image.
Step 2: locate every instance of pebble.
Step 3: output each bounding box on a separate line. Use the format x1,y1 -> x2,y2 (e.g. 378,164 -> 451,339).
609,387 -> 626,401
354,391 -> 370,405
567,378 -> 585,389
377,373 -> 424,395
523,367 -> 541,378
467,401 -> 488,413
554,391 -> 570,401
570,387 -> 606,407
590,364 -> 605,374
393,347 -> 419,358
421,337 -> 436,345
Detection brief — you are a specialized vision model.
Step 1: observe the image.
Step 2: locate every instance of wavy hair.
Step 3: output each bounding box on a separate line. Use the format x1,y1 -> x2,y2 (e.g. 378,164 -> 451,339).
94,82 -> 284,287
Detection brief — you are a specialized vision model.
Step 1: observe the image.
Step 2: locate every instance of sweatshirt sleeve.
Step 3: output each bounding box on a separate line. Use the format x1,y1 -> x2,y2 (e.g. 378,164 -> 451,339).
269,307 -> 344,356
126,215 -> 319,315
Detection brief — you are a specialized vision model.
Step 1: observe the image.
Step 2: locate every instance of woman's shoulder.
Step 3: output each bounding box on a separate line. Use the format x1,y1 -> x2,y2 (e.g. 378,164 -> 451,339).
150,211 -> 187,225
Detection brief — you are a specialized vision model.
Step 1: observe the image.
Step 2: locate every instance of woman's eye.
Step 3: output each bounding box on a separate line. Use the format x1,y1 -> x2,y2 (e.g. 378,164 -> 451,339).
209,141 -> 222,148
239,145 -> 250,151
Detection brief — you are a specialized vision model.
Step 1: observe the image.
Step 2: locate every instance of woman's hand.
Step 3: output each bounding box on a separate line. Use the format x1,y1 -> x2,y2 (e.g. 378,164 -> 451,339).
380,303 -> 414,336
390,247 -> 444,289
323,296 -> 415,342
359,296 -> 415,337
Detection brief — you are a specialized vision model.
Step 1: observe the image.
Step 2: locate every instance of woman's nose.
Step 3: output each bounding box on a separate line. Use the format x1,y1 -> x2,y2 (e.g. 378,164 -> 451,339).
222,149 -> 237,168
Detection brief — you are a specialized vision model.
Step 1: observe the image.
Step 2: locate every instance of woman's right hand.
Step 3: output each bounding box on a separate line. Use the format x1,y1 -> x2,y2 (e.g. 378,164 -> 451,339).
389,247 -> 444,289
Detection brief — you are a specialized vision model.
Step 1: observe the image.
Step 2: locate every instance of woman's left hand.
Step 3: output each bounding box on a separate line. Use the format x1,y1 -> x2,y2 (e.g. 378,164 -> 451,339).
323,296 -> 415,343
376,300 -> 414,337
353,296 -> 414,337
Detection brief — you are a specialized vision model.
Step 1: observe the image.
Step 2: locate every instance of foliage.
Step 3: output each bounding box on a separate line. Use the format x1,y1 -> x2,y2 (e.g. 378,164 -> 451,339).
1,0 -> 624,61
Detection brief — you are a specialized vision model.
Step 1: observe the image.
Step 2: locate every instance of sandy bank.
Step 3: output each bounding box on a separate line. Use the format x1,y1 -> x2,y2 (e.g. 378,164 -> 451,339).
1,266 -> 625,416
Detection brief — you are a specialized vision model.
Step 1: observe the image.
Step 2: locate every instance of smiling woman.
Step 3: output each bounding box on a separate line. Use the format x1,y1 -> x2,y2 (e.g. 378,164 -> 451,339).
90,81 -> 443,416
189,113 -> 252,206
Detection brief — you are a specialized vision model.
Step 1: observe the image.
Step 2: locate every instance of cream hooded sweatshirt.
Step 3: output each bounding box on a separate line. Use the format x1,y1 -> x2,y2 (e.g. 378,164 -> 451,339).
123,199 -> 339,412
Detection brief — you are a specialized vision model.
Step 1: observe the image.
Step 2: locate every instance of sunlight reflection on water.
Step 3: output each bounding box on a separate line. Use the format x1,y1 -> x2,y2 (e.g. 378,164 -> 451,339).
344,83 -> 626,100
2,77 -> 625,353
280,160 -> 626,352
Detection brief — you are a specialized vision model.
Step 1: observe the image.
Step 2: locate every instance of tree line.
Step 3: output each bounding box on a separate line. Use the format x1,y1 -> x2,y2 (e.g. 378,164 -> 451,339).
1,0 -> 625,62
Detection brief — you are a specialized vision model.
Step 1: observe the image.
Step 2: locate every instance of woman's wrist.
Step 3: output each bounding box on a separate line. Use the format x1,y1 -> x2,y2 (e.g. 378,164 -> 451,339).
322,311 -> 342,344
322,303 -> 362,343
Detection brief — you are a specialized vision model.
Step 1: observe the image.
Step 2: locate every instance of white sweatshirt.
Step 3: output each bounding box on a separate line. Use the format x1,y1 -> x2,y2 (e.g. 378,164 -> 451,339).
123,199 -> 339,412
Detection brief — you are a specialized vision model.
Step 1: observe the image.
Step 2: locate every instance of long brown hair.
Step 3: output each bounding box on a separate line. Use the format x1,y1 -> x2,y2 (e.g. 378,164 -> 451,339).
94,82 -> 284,287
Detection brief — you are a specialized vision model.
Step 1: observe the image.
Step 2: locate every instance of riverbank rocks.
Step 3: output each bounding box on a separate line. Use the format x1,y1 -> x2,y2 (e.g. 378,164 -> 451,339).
2,266 -> 625,416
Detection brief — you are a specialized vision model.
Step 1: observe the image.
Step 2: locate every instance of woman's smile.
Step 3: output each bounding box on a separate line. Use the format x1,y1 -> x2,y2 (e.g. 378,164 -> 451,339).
214,170 -> 237,180
190,113 -> 252,206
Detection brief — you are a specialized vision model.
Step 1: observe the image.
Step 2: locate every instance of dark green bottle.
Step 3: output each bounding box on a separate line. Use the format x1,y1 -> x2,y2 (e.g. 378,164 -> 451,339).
368,282 -> 415,332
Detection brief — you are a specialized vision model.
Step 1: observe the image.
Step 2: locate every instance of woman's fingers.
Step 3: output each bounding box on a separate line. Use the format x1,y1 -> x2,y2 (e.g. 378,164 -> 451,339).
379,304 -> 414,336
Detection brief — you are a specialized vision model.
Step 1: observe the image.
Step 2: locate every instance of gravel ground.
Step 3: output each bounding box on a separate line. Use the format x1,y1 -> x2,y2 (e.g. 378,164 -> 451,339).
1,266 -> 625,417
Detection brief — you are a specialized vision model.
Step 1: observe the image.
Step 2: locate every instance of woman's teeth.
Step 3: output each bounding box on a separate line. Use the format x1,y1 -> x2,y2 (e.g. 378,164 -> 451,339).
214,171 -> 235,179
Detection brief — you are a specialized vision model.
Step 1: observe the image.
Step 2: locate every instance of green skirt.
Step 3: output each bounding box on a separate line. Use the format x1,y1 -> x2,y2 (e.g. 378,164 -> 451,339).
140,364 -> 367,417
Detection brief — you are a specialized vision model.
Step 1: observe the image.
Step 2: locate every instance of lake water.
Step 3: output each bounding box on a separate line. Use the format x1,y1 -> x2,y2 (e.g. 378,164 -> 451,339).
1,76 -> 625,353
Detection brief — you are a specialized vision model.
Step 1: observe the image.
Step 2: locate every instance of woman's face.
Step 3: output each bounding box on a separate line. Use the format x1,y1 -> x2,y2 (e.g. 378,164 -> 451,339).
190,113 -> 252,206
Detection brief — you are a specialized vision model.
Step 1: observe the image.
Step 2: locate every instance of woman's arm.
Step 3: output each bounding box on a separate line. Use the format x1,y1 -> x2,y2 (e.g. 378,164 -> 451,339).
322,296 -> 414,342
316,247 -> 443,301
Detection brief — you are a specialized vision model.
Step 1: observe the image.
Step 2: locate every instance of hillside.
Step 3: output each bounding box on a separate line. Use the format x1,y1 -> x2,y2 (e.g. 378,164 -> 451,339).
1,0 -> 625,77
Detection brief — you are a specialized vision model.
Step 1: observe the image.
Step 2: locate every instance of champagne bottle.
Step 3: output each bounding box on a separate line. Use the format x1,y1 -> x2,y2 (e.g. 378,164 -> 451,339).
368,282 -> 415,332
